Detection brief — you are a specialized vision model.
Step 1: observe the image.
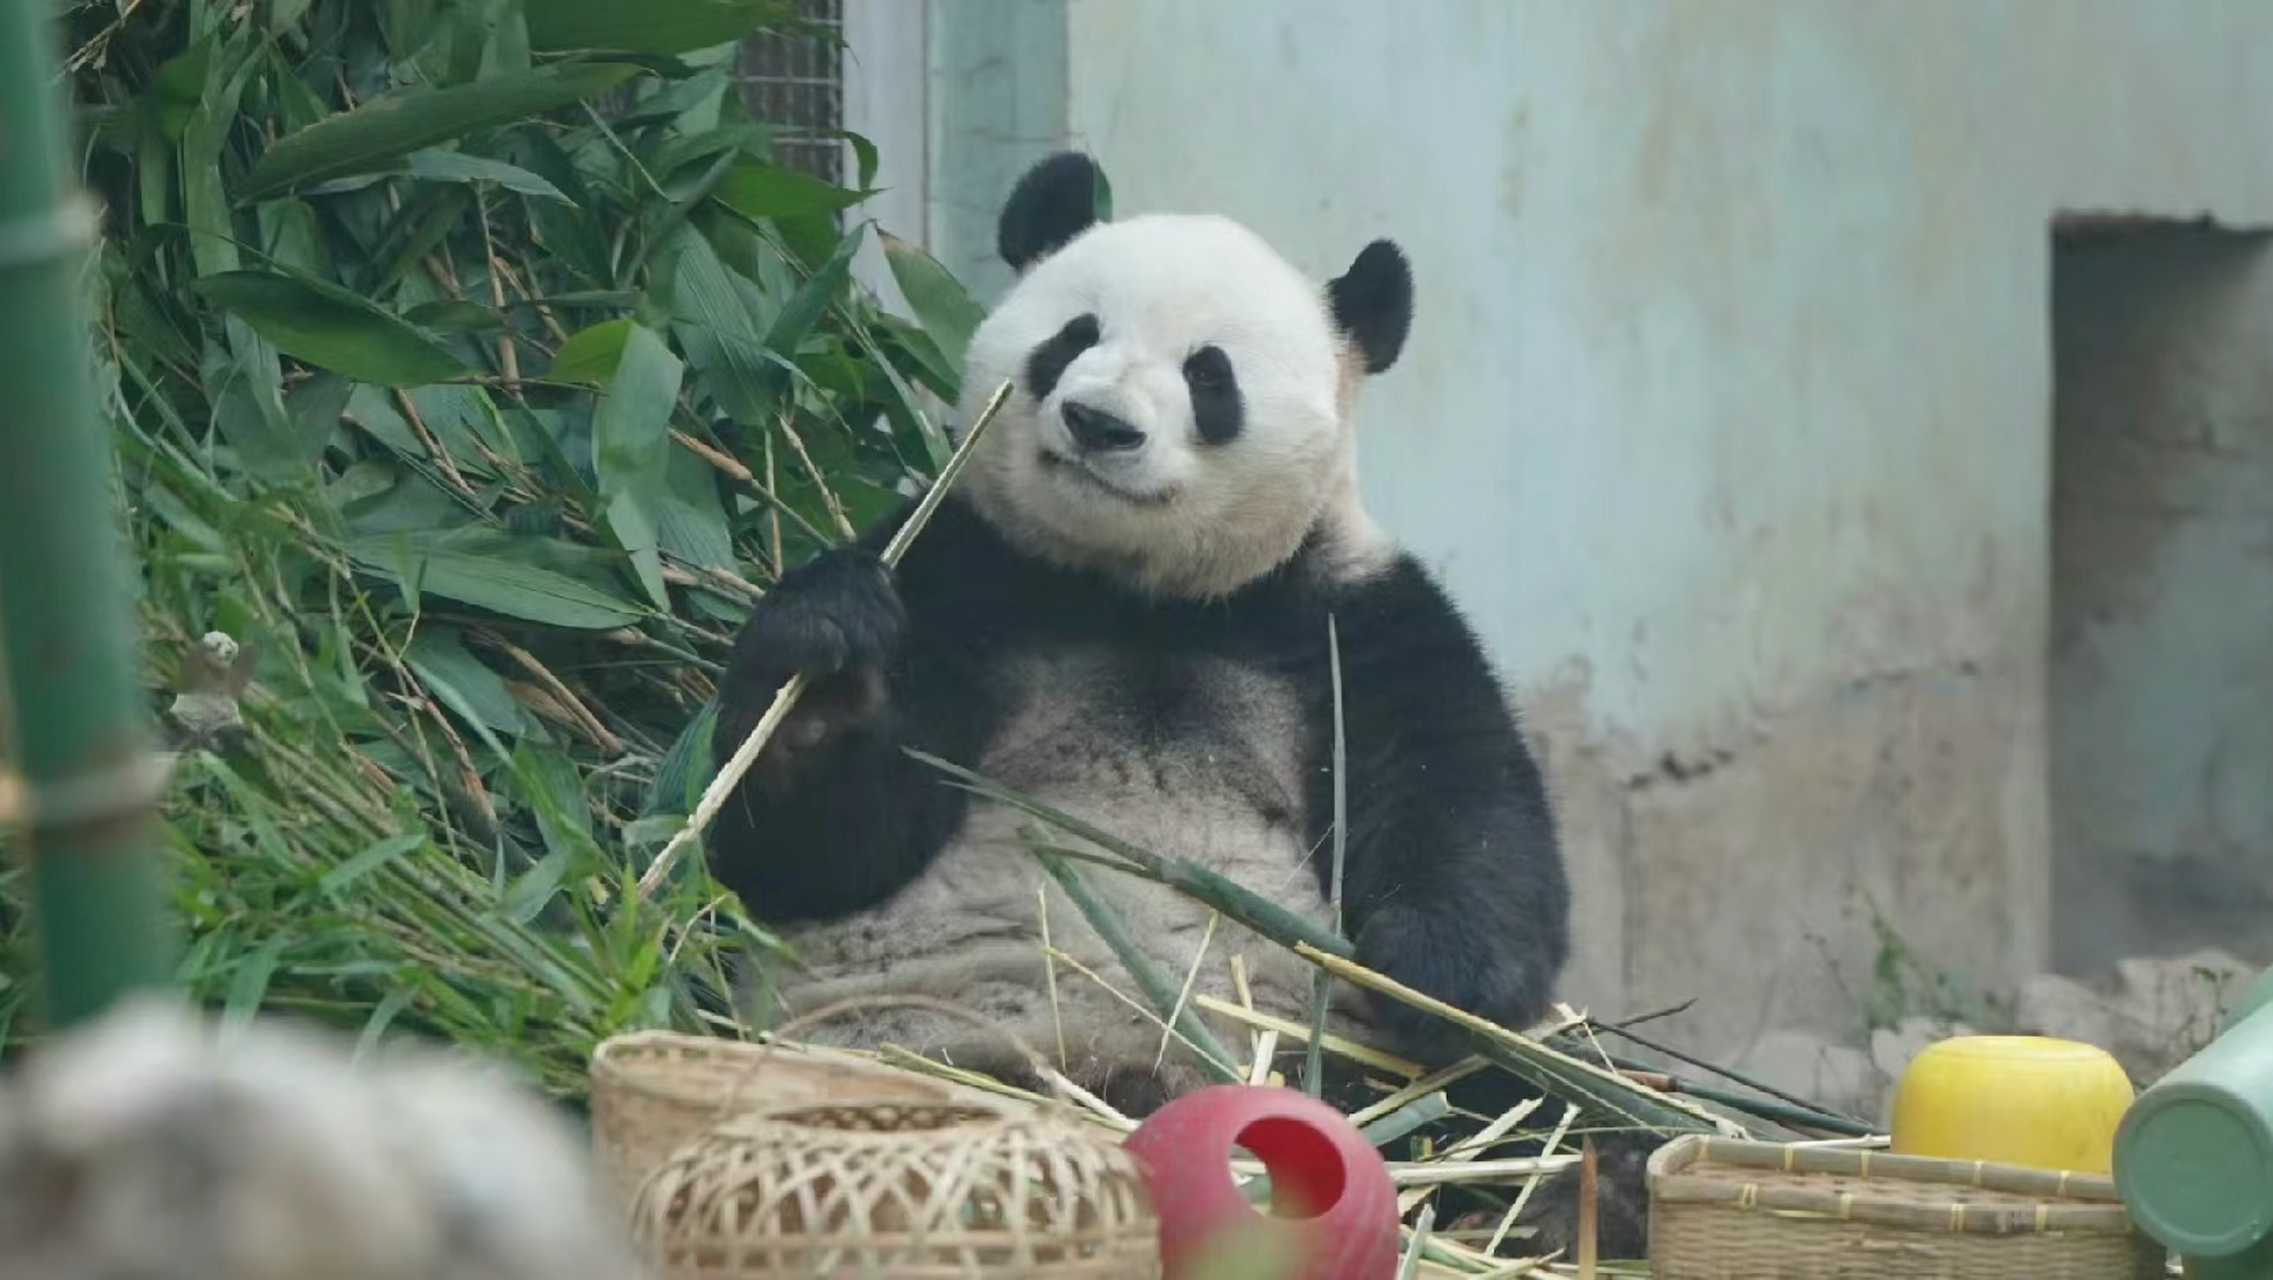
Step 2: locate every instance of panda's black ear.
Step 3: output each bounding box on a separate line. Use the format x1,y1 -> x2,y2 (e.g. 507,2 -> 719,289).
1327,239 -> 1414,375
998,151 -> 1109,272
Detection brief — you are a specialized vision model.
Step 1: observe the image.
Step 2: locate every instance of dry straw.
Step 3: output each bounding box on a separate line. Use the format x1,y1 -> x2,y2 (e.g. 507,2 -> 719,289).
620,995 -> 1161,1280
1646,1134 -> 2168,1279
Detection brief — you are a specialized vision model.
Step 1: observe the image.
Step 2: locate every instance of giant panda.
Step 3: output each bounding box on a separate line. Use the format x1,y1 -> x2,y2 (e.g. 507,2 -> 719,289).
705,151 -> 1656,1258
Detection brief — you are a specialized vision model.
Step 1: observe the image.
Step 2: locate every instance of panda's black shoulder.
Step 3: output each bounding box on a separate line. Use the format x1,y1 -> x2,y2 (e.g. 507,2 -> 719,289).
1290,538 -> 1546,783
1297,539 -> 1511,693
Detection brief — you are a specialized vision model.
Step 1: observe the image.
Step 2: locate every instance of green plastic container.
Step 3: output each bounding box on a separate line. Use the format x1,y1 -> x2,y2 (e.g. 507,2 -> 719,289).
2182,1237 -> 2273,1280
2114,969 -> 2273,1260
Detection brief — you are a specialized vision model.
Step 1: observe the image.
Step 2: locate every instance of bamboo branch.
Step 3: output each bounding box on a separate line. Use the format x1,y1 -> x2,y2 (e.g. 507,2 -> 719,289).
634,380 -> 1014,897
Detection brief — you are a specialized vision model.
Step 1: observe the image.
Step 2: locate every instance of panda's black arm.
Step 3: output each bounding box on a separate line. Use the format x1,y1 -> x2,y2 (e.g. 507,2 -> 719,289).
1304,556 -> 1572,1057
702,504 -> 1001,924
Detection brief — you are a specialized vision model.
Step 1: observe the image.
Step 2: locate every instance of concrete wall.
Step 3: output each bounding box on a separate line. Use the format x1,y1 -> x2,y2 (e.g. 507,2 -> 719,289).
923,1 -> 2273,1059
2051,226 -> 2273,975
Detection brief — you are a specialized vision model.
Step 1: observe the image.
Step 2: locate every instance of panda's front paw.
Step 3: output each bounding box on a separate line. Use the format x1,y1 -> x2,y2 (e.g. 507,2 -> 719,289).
1354,902 -> 1555,1065
731,548 -> 906,681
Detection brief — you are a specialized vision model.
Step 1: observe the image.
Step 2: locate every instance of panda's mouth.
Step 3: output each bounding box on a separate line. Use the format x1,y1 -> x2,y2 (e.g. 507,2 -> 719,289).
1038,450 -> 1174,507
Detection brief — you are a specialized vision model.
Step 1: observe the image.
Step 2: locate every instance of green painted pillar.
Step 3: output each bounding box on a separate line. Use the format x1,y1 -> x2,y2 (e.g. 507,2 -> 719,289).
0,0 -> 177,1028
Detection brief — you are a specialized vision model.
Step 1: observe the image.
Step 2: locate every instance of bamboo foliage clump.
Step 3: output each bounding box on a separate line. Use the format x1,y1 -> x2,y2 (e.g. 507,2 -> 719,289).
22,0 -> 998,1085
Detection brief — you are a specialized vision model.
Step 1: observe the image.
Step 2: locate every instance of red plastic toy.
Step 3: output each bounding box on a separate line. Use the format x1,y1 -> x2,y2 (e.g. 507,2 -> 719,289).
1123,1084 -> 1400,1280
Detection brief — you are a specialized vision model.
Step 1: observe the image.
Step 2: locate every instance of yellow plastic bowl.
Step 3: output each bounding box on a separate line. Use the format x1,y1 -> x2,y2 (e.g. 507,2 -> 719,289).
1888,1035 -> 2135,1174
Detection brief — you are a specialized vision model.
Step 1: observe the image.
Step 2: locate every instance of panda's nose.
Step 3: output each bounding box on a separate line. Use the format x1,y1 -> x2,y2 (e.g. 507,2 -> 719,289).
1062,402 -> 1146,453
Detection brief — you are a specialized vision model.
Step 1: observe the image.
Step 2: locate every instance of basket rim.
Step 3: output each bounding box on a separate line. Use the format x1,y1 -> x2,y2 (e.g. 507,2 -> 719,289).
701,1097 -> 1081,1150
1647,1133 -> 2140,1237
589,1028 -> 948,1109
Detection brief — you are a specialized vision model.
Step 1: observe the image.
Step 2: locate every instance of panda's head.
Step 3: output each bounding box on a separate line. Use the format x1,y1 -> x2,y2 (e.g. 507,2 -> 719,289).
954,152 -> 1414,599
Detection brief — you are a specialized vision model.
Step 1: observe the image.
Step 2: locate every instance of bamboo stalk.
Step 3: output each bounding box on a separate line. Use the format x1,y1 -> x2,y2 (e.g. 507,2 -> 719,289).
1398,1203 -> 1436,1280
1306,612 -> 1347,1096
1578,1137 -> 1599,1278
0,0 -> 177,1027
634,379 -> 1014,897
1301,944 -> 1731,1134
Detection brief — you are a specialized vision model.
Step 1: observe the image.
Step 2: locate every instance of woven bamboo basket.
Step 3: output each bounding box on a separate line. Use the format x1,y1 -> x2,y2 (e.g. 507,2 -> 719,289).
627,1097 -> 1160,1279
589,1026 -> 955,1207
621,995 -> 1160,1279
1647,1134 -> 2168,1279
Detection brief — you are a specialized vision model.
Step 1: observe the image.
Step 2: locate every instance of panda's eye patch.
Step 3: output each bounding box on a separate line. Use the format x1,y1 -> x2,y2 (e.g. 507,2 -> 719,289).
1024,313 -> 1101,401
1183,348 -> 1228,390
1183,344 -> 1244,445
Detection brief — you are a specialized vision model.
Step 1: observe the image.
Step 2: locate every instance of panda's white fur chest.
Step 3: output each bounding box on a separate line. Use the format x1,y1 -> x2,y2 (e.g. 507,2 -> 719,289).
764,643 -> 1354,1089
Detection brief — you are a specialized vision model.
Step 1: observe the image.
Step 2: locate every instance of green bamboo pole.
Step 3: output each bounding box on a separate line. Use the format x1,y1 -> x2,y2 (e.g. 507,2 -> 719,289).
0,0 -> 176,1028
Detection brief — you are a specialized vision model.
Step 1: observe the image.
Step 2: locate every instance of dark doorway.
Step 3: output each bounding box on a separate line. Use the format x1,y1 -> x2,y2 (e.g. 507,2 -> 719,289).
2049,218 -> 2273,974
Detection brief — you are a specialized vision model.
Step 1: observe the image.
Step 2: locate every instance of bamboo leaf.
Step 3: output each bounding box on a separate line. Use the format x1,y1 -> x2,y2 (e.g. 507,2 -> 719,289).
664,225 -> 781,422
764,221 -> 862,359
355,986 -> 421,1057
375,0 -> 442,59
194,270 -> 472,386
713,160 -> 871,223
181,32 -> 258,278
644,696 -> 720,817
590,327 -> 686,468
873,311 -> 960,404
548,317 -> 633,384
656,447 -> 736,570
516,132 -> 614,285
222,936 -> 290,1028
526,0 -> 797,55
517,742 -> 597,855
882,232 -> 985,372
403,298 -> 506,333
405,148 -> 573,202
240,60 -> 643,200
605,491 -> 670,610
503,847 -> 576,924
205,326 -> 310,486
404,627 -> 530,735
590,322 -> 684,609
321,833 -> 429,896
346,531 -> 648,629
